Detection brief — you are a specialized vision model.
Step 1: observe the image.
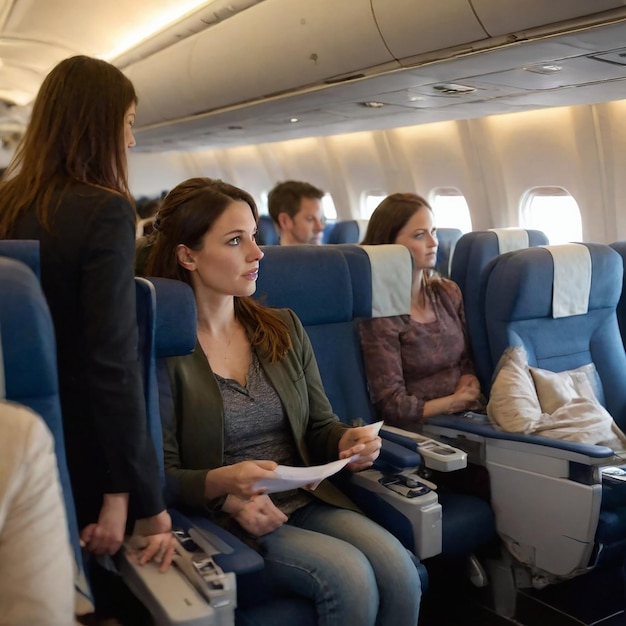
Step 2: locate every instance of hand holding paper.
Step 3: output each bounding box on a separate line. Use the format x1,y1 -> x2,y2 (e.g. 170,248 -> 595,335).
338,420 -> 384,472
253,454 -> 361,494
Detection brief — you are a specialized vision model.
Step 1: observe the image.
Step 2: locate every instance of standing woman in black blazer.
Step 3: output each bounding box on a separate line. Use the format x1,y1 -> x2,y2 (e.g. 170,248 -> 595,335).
0,57 -> 174,574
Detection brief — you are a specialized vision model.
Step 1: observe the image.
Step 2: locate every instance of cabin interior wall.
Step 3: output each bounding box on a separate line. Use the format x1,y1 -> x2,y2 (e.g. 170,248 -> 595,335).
127,99 -> 626,244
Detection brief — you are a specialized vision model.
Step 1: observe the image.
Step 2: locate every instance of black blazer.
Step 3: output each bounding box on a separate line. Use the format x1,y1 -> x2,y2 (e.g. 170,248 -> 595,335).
10,183 -> 163,525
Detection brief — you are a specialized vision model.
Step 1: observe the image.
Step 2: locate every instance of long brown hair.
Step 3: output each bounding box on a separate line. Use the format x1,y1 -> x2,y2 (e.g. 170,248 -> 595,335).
145,177 -> 292,363
361,192 -> 439,293
361,193 -> 432,245
0,55 -> 136,236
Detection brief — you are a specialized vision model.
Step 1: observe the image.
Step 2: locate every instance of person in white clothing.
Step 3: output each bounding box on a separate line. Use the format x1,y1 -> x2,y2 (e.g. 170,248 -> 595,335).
0,400 -> 74,626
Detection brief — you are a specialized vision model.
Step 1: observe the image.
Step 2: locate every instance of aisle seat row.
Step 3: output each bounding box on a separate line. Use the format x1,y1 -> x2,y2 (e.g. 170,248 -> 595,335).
255,215 -> 463,278
0,241 -> 456,624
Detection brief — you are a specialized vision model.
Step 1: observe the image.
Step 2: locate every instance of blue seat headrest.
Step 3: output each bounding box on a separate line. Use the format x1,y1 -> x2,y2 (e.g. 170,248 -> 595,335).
0,258 -> 57,400
149,278 -> 197,358
256,245 -> 353,325
0,240 -> 40,279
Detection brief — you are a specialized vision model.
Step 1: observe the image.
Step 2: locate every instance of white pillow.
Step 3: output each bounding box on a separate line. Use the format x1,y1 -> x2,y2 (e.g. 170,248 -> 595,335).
487,346 -> 542,433
529,364 -> 598,414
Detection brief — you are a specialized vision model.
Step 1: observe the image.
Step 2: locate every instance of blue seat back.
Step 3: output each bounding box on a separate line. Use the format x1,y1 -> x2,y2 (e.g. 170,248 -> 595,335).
256,215 -> 279,245
0,254 -> 86,597
450,229 -> 549,393
434,227 -> 462,278
484,244 -> 626,428
256,244 -> 376,424
609,240 -> 626,352
325,219 -> 368,245
0,239 -> 41,279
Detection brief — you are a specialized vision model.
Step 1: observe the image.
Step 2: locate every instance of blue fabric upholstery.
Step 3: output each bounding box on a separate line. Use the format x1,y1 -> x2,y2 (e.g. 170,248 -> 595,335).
435,228 -> 462,278
0,255 -> 84,592
450,229 -> 549,393
609,240 -> 626,353
0,239 -> 41,278
256,215 -> 279,245
326,220 -> 361,244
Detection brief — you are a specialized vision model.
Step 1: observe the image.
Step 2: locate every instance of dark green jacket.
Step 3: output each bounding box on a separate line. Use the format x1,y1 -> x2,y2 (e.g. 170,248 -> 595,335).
163,308 -> 357,514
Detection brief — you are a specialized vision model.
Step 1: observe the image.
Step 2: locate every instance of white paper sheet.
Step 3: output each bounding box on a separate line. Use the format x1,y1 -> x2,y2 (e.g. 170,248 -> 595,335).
254,420 -> 384,494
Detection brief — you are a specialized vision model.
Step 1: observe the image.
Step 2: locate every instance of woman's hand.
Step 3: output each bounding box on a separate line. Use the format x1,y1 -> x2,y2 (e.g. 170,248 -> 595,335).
225,494 -> 287,537
127,510 -> 175,573
338,426 -> 382,472
456,374 -> 481,394
450,375 -> 483,412
79,492 -> 128,556
205,460 -> 279,501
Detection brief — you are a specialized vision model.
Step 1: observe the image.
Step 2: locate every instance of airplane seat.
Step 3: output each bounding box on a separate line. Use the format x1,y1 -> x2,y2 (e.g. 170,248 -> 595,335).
337,244 -> 495,559
321,219 -> 336,243
255,244 -> 494,565
0,249 -> 92,616
450,228 -> 549,394
132,275 -> 317,625
434,227 -> 462,278
255,215 -> 279,245
325,219 -> 368,244
0,238 -> 41,278
609,240 -> 626,351
435,228 -> 463,278
426,243 -> 626,602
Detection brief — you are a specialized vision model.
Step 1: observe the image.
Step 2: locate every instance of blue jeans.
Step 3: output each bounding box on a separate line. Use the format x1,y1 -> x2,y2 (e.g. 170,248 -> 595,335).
257,501 -> 421,626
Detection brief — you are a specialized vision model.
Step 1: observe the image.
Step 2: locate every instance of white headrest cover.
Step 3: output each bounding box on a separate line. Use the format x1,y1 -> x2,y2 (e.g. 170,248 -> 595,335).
545,243 -> 591,319
490,228 -> 530,254
356,219 -> 369,242
361,244 -> 412,317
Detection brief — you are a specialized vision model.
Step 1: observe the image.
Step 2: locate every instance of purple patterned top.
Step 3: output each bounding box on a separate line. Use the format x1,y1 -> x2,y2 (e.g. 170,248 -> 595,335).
358,278 -> 475,430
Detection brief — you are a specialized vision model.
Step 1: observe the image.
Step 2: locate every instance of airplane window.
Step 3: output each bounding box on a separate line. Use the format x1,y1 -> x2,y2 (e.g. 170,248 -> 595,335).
362,192 -> 387,219
430,188 -> 472,233
322,193 -> 337,220
258,191 -> 269,215
521,187 -> 582,244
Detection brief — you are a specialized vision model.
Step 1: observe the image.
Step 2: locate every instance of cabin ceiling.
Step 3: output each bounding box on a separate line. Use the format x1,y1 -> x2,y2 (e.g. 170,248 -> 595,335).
0,1 -> 626,152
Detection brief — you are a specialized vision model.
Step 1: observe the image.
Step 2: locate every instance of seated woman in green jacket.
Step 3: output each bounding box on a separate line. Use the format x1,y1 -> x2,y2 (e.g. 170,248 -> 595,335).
144,178 -> 421,626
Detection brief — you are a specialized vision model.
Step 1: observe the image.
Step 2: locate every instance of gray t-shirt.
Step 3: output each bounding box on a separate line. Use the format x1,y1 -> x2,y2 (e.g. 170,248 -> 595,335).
217,350 -> 313,516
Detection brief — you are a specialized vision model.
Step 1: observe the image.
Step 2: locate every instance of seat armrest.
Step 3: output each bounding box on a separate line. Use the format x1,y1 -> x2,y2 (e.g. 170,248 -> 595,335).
169,509 -> 264,576
376,438 -> 422,469
382,426 -> 467,471
425,415 -> 617,465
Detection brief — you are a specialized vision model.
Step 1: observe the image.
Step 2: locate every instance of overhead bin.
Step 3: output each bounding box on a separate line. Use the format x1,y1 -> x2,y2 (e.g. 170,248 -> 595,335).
126,0 -> 398,127
127,0 -> 626,130
371,0 -> 490,61
470,0 -> 626,37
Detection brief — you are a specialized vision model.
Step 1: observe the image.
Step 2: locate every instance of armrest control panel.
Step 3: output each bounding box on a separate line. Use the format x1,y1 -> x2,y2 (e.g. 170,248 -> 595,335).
382,425 -> 467,472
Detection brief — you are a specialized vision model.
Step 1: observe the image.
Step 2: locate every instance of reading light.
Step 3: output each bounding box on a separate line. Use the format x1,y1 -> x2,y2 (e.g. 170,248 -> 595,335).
432,83 -> 476,95
524,64 -> 563,75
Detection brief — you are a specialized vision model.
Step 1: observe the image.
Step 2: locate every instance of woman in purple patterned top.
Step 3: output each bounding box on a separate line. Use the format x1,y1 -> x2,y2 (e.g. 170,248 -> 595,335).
359,193 -> 483,431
